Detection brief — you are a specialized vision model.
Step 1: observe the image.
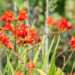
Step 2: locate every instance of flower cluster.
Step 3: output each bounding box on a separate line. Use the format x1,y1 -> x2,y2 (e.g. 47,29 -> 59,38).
0,10 -> 15,22
0,33 -> 15,51
15,60 -> 35,75
58,18 -> 72,31
0,9 -> 40,51
47,16 -> 74,50
18,9 -> 28,21
47,16 -> 72,31
71,36 -> 75,50
16,24 -> 40,45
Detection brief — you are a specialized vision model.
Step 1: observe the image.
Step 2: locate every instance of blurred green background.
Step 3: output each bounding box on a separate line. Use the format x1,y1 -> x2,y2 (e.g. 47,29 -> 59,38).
0,0 -> 75,74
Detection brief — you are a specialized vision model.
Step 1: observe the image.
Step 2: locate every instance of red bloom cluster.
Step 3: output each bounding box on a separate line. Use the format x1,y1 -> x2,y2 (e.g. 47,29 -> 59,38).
0,9 -> 27,22
0,10 -> 15,22
18,9 -> 28,21
4,22 -> 13,32
16,24 -> 40,45
71,36 -> 75,50
0,9 -> 40,51
27,60 -> 35,75
47,16 -> 72,31
58,18 -> 72,31
0,33 -> 15,51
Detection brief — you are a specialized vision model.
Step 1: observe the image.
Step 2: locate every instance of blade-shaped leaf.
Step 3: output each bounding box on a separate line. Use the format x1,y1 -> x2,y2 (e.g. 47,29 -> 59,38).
41,36 -> 55,71
7,56 -> 15,74
36,69 -> 47,75
48,35 -> 60,75
33,35 -> 46,64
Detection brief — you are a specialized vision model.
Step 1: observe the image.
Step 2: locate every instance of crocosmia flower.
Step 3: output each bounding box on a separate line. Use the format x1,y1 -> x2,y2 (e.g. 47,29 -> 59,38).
0,33 -> 15,51
16,24 -> 40,45
6,41 -> 15,52
27,60 -> 35,75
47,16 -> 57,26
0,9 -> 40,52
0,10 -> 15,22
71,36 -> 75,50
58,18 -> 72,31
15,71 -> 23,75
4,22 -> 13,32
18,9 -> 28,21
47,16 -> 72,31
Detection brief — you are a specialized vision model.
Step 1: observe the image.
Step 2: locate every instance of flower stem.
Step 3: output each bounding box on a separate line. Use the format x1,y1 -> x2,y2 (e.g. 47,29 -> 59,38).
62,51 -> 74,71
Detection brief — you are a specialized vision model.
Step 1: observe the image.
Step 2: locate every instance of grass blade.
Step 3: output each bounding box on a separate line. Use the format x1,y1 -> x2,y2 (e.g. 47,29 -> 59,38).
7,56 -> 15,75
48,35 -> 60,75
33,35 -> 46,64
41,36 -> 55,71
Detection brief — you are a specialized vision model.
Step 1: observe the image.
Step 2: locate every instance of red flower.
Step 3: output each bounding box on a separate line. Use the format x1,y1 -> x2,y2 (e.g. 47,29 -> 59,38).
67,73 -> 70,75
15,24 -> 28,38
6,41 -> 15,52
67,24 -> 72,29
0,33 -> 3,41
0,10 -> 15,22
0,33 -> 15,51
16,24 -> 40,45
17,36 -> 34,45
15,71 -> 23,75
0,9 -> 40,51
71,36 -> 75,50
4,22 -> 13,32
18,9 -> 28,21
47,16 -> 57,26
27,60 -> 35,75
35,37 -> 41,43
58,18 -> 72,31
2,34 -> 8,44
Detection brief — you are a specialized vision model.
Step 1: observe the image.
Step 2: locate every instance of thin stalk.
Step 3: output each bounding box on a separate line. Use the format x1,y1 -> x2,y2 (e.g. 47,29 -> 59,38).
26,0 -> 30,25
62,51 -> 74,71
45,0 -> 49,69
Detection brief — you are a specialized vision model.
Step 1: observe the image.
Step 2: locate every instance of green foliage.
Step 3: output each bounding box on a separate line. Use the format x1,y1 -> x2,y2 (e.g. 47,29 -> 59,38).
13,0 -> 26,10
7,56 -> 15,74
48,35 -> 60,75
41,36 -> 55,71
0,0 -> 75,75
33,35 -> 46,63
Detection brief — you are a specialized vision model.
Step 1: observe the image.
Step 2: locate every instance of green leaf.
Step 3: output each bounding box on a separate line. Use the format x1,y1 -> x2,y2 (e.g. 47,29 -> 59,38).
3,65 -> 8,75
42,41 -> 46,62
7,56 -> 15,74
48,35 -> 60,75
33,35 -> 46,64
3,50 -> 13,75
41,36 -> 55,71
71,62 -> 75,75
36,69 -> 47,75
